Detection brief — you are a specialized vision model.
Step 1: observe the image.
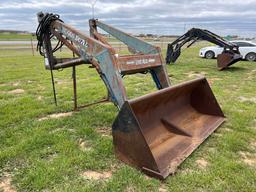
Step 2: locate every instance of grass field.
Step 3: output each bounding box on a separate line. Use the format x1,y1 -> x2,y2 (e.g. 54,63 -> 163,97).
0,33 -> 35,41
0,45 -> 256,192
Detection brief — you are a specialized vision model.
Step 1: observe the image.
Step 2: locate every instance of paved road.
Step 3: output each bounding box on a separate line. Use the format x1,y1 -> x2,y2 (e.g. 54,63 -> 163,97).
0,41 -> 37,45
0,40 -> 169,51
0,40 -> 170,45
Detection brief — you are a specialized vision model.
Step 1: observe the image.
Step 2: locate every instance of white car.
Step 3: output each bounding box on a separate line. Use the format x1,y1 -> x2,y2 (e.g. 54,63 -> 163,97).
199,41 -> 256,61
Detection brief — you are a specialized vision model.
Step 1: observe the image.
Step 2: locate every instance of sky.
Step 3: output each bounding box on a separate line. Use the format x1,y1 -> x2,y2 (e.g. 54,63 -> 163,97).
0,0 -> 256,37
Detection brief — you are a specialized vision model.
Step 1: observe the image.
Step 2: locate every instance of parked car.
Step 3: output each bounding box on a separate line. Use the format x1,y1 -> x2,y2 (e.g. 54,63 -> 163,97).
199,40 -> 256,61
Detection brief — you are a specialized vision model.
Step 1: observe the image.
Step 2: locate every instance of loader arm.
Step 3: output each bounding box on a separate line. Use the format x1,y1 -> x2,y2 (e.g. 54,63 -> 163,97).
166,28 -> 242,70
37,13 -> 170,108
90,19 -> 158,54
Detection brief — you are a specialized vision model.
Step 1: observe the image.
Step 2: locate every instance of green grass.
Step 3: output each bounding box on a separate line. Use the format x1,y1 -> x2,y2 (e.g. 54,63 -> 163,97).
0,45 -> 256,191
0,33 -> 35,41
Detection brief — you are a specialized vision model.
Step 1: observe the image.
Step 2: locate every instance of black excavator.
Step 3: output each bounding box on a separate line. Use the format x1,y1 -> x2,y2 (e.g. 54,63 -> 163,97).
166,28 -> 242,70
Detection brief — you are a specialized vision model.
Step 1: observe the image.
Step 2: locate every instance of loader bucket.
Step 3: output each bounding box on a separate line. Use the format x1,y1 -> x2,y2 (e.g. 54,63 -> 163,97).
112,77 -> 225,179
217,52 -> 242,70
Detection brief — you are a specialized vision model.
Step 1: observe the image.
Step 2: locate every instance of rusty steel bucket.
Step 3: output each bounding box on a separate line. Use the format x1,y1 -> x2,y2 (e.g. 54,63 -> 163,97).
217,52 -> 242,70
112,77 -> 225,179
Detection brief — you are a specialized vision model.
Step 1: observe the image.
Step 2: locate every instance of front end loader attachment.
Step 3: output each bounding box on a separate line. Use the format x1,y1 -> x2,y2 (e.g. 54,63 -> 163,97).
217,52 -> 242,70
113,77 -> 225,179
166,28 -> 242,70
166,44 -> 181,64
36,13 -> 225,180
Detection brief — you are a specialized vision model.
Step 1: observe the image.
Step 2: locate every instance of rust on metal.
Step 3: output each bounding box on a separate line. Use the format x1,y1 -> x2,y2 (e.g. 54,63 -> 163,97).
217,52 -> 242,70
112,77 -> 225,179
53,58 -> 87,70
77,98 -> 109,110
37,13 -> 225,179
118,54 -> 162,74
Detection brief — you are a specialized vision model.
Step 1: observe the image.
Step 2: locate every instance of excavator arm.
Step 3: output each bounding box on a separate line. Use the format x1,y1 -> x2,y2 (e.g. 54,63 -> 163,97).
166,28 -> 242,70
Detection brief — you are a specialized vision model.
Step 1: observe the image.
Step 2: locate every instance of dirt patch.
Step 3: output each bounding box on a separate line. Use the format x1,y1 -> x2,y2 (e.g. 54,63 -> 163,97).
250,140 -> 256,151
235,109 -> 244,113
96,127 -> 111,137
252,119 -> 256,129
56,79 -> 69,85
208,77 -> 221,85
43,152 -> 58,162
196,159 -> 208,169
0,175 -> 16,192
247,69 -> 256,80
0,82 -> 23,87
38,85 -> 46,91
124,186 -> 137,192
214,133 -> 223,137
180,168 -> 194,174
207,147 -> 217,153
108,163 -> 120,174
7,89 -> 25,94
51,127 -> 76,134
81,170 -> 112,180
158,184 -> 168,192
243,158 -> 256,166
67,128 -> 76,133
12,82 -> 20,87
0,83 -> 8,87
27,80 -> 34,84
238,96 -> 256,103
37,96 -> 43,101
209,77 -> 221,81
38,112 -> 73,121
223,128 -> 233,132
184,71 -> 207,78
239,151 -> 256,167
50,127 -> 65,133
143,174 -> 152,180
78,139 -> 92,152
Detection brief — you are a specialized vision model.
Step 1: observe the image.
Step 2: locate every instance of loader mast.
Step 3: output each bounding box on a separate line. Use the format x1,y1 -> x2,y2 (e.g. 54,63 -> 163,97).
166,28 -> 242,70
36,13 -> 170,108
89,19 -> 170,89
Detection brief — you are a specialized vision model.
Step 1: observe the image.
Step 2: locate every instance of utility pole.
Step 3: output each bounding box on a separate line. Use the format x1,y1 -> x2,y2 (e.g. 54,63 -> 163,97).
88,0 -> 98,18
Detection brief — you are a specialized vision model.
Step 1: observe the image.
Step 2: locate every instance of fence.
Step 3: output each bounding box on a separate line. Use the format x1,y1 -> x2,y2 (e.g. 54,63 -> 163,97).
0,38 -> 173,58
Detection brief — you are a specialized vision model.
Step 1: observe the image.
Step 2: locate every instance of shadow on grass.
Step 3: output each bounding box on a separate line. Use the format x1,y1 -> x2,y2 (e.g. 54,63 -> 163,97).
222,66 -> 246,72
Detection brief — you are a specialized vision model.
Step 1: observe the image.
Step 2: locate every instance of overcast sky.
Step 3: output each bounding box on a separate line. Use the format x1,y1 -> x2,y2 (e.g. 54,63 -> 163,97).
0,0 -> 255,37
